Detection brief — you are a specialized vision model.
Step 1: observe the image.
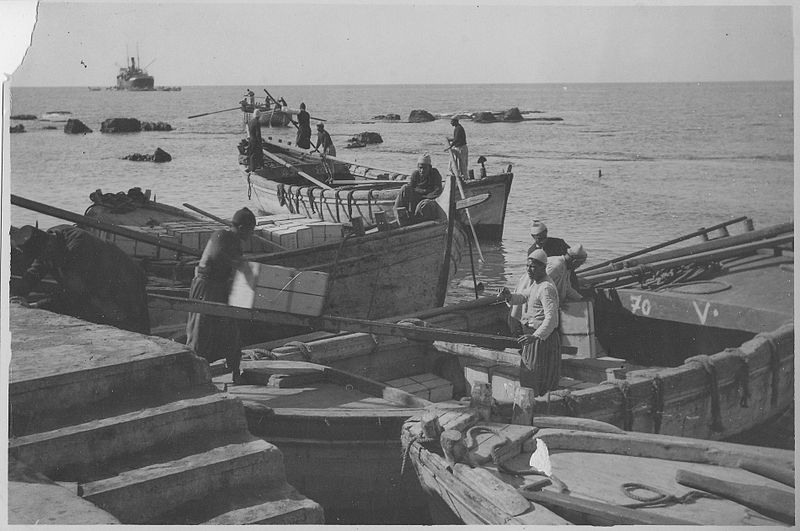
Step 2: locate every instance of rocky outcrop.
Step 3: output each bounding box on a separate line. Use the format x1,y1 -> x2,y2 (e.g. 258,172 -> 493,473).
408,109 -> 436,123
123,147 -> 172,163
10,124 -> 25,133
64,119 -> 93,134
101,118 -> 141,133
11,114 -> 37,120
42,126 -> 58,130
500,107 -> 524,122
373,113 -> 400,121
350,132 -> 383,144
472,111 -> 497,123
141,121 -> 173,131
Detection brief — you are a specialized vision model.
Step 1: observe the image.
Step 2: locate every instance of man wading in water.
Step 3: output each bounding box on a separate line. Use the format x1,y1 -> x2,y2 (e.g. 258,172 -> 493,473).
500,249 -> 561,396
186,207 -> 256,383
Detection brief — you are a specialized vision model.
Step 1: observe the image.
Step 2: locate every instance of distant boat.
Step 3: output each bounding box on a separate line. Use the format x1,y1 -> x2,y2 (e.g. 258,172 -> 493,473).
88,87 -> 102,91
116,55 -> 154,91
39,111 -> 72,122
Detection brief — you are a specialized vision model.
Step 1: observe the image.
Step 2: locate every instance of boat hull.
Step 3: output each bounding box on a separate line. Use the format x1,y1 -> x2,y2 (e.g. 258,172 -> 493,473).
402,410 -> 795,525
242,140 -> 513,239
245,168 -> 512,239
116,75 -> 154,91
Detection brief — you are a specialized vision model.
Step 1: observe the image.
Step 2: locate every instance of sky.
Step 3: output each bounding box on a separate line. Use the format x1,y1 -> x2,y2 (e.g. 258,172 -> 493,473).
0,0 -> 795,87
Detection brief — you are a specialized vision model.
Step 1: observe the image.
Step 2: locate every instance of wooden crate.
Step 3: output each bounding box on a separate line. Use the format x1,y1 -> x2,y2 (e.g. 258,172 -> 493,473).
228,262 -> 329,316
559,300 -> 595,334
386,373 -> 453,402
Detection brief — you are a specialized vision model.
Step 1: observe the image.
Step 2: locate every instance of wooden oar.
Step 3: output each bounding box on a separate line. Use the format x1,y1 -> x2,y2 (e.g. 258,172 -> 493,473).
446,140 -> 484,262
10,194 -> 201,256
736,458 -> 795,487
260,149 -> 333,190
147,293 -> 522,350
519,489 -> 695,525
579,221 -> 792,279
182,203 -> 287,251
577,216 -> 750,274
187,106 -> 241,119
581,233 -> 793,285
676,469 -> 794,524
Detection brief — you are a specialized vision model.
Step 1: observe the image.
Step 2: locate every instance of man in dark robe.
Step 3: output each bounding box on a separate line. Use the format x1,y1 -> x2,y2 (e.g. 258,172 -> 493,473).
185,207 -> 256,382
393,153 -> 444,225
11,224 -> 150,334
248,109 -> 264,171
295,102 -> 312,149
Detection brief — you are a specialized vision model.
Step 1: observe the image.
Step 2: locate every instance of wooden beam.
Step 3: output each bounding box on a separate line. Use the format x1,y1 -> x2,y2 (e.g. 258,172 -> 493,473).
147,294 -> 521,350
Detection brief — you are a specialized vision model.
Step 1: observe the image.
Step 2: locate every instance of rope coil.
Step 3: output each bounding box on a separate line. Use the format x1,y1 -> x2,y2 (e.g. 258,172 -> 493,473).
621,482 -> 720,508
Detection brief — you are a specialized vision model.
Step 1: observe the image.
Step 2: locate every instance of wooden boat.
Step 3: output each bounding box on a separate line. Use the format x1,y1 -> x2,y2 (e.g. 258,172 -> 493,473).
39,111 -> 72,122
234,219 -> 793,440
241,137 -> 513,239
209,359 -> 441,523
152,218 -> 791,523
400,407 -> 795,525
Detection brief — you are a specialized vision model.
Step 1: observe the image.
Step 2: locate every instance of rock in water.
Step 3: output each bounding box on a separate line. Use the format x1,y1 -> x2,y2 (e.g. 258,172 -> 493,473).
64,119 -> 93,134
10,124 -> 25,133
10,114 -> 37,120
372,113 -> 401,121
141,121 -> 173,131
153,147 -> 172,162
350,132 -> 383,144
472,111 -> 497,123
500,107 -> 524,122
101,118 -> 141,133
408,109 -> 436,123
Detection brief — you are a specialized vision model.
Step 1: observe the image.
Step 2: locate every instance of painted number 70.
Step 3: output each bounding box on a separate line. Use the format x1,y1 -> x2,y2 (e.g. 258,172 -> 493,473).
629,295 -> 652,316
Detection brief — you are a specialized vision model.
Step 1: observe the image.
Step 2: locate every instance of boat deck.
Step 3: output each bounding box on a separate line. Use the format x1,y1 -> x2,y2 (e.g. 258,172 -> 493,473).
611,250 -> 792,333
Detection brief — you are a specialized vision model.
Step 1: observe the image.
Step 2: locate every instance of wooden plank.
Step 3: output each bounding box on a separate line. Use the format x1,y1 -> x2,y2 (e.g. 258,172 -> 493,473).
519,489 -> 695,525
451,463 -> 530,516
676,469 -> 794,524
321,366 -> 432,409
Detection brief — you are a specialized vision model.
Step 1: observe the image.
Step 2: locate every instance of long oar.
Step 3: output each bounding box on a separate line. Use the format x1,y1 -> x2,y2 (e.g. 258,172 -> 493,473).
10,194 -> 201,256
446,141 -> 483,263
580,221 -> 793,280
148,293 -> 522,349
187,106 -> 241,119
261,149 -> 333,190
182,203 -> 287,251
577,216 -> 750,274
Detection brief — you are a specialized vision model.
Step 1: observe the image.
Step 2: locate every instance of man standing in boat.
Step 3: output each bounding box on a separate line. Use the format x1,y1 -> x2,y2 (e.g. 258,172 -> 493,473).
313,123 -> 336,179
248,109 -> 264,172
186,207 -> 257,384
295,103 -> 312,149
547,245 -> 588,307
10,224 -> 151,335
500,249 -> 561,396
447,117 -> 469,180
394,153 -> 444,225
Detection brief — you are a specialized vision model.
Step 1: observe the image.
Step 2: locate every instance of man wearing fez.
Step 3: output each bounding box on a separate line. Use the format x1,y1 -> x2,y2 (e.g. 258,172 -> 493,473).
10,224 -> 150,334
186,207 -> 256,383
500,249 -> 561,396
394,153 -> 444,225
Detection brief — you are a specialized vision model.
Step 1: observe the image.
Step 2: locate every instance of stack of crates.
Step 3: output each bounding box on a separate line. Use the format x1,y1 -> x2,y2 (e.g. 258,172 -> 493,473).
255,214 -> 344,251
90,225 -> 181,260
385,373 -> 453,402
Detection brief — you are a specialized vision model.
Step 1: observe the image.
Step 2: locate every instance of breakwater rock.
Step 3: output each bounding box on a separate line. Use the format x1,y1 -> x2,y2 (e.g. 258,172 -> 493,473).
101,118 -> 173,133
141,121 -> 173,131
10,124 -> 25,133
372,113 -> 401,121
472,111 -> 497,123
408,109 -> 436,123
11,114 -> 37,120
101,118 -> 141,133
64,119 -> 93,134
122,147 -> 172,163
350,132 -> 383,144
